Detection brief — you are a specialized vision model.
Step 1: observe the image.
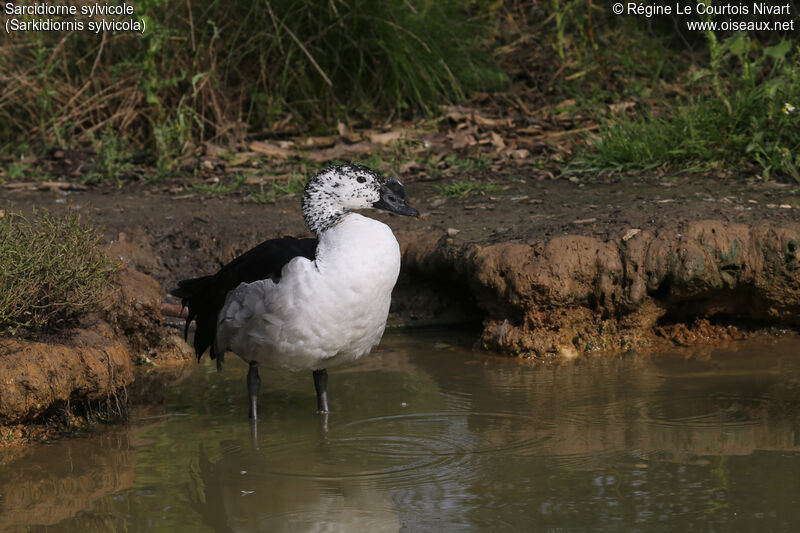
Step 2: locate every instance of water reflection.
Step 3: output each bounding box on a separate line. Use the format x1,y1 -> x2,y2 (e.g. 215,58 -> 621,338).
188,438 -> 399,533
0,431 -> 136,532
1,332 -> 800,531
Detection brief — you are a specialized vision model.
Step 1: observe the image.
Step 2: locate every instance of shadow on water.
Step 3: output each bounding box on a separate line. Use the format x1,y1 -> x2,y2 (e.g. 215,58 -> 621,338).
2,331 -> 800,531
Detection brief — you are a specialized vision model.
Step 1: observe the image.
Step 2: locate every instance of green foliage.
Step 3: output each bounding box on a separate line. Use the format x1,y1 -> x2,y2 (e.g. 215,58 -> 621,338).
0,0 -> 505,156
153,107 -> 200,174
573,37 -> 800,180
443,154 -> 492,171
84,129 -> 134,187
0,211 -> 118,333
1,161 -> 31,182
248,174 -> 309,204
434,180 -> 503,198
191,174 -> 247,195
533,0 -> 688,101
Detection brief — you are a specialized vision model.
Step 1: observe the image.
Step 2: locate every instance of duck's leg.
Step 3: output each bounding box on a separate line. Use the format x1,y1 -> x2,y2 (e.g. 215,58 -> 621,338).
313,369 -> 329,414
247,361 -> 261,420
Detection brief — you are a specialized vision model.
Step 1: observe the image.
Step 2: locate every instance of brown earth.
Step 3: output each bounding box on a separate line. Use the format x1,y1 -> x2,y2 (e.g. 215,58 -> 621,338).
0,266 -> 191,433
2,173 -> 800,369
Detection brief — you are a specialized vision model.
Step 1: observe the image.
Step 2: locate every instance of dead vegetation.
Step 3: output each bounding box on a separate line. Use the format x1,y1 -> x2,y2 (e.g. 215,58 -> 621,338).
0,210 -> 117,334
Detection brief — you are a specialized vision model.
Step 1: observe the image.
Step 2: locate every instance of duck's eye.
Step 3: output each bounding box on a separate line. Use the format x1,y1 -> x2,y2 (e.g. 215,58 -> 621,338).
356,176 -> 367,184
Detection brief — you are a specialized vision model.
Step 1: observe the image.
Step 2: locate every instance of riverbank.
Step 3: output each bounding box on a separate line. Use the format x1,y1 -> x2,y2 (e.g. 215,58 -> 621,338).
2,171 -> 799,433
6,172 -> 800,349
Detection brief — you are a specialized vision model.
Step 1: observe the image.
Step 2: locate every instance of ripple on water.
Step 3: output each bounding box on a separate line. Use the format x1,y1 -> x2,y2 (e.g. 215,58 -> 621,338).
638,393 -> 769,429
242,412 -> 551,488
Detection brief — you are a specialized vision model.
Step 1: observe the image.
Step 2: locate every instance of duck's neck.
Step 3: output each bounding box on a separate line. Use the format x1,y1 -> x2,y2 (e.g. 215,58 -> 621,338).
301,182 -> 348,235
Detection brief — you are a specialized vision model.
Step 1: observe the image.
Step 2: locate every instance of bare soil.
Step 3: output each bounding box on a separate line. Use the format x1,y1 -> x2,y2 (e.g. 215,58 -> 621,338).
3,172 -> 800,362
0,267 -> 191,434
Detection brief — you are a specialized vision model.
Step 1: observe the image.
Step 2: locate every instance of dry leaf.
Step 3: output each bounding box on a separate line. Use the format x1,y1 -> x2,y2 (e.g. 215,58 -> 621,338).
448,131 -> 477,149
622,228 -> 641,241
204,143 -> 226,157
249,141 -> 291,159
300,136 -> 337,148
507,148 -> 530,160
608,101 -> 636,115
367,130 -> 405,145
474,115 -> 502,127
228,152 -> 258,166
399,160 -> 422,173
306,141 -> 373,163
490,131 -> 505,150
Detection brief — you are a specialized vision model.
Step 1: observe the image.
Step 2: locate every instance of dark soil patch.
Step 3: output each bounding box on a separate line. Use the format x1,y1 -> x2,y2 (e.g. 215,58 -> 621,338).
3,172 -> 800,361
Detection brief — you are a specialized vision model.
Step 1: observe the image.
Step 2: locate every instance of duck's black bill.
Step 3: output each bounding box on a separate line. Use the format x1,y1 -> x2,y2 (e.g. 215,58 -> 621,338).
373,178 -> 419,217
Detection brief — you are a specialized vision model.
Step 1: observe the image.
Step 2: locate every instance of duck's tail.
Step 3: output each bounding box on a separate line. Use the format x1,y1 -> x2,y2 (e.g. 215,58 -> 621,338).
170,276 -> 224,363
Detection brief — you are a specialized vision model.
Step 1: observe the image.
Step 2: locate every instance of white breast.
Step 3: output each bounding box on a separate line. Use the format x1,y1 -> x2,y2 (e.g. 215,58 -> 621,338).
215,214 -> 401,371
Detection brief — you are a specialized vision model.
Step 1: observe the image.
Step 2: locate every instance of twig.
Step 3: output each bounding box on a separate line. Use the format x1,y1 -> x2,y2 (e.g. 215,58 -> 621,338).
90,31 -> 107,79
185,0 -> 196,51
265,0 -> 333,87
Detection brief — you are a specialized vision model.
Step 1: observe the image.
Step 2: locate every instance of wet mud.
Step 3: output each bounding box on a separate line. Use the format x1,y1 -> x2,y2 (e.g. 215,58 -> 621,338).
1,174 -> 800,427
0,268 -> 190,430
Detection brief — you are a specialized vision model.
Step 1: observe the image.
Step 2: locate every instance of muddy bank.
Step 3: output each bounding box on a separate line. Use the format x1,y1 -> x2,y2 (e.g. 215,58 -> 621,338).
0,268 -> 190,430
3,175 -> 800,360
399,219 -> 800,357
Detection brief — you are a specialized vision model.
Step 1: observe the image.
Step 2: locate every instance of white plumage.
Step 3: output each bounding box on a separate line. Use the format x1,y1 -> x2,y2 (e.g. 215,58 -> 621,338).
216,213 -> 401,372
172,164 -> 417,418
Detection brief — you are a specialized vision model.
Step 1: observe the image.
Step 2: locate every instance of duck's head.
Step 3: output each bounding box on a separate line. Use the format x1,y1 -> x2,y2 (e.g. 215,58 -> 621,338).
302,164 -> 418,234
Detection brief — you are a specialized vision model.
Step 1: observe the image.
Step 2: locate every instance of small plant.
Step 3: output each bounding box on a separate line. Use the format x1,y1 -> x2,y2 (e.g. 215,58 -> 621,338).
1,160 -> 30,182
153,106 -> 198,175
248,174 -> 309,204
85,128 -> 134,186
434,180 -> 504,198
572,38 -> 800,179
192,174 -> 247,195
444,154 -> 492,171
0,210 -> 118,333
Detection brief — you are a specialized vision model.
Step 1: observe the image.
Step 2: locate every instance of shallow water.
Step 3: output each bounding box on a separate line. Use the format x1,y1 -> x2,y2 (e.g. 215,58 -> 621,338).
2,331 -> 800,532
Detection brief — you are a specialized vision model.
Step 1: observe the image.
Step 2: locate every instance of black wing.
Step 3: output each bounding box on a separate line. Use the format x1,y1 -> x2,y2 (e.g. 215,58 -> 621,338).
170,236 -> 318,361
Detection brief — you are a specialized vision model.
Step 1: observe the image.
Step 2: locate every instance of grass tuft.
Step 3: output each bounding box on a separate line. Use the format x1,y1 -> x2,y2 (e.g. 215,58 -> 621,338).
0,0 -> 505,156
434,180 -> 504,198
191,175 -> 247,195
572,39 -> 800,180
84,129 -> 135,187
248,174 -> 309,204
0,210 -> 118,333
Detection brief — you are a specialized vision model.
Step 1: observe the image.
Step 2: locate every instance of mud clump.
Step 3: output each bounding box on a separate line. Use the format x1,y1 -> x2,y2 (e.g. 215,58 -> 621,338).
0,267 -> 191,430
655,319 -> 746,347
400,220 -> 800,358
0,322 -> 132,425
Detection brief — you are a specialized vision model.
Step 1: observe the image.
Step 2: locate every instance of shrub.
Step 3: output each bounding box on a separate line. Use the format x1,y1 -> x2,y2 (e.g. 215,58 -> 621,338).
0,0 -> 505,157
0,210 -> 118,333
571,38 -> 800,179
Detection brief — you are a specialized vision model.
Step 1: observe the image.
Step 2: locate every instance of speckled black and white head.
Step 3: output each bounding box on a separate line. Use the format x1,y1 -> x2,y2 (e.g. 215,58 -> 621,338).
301,164 -> 418,235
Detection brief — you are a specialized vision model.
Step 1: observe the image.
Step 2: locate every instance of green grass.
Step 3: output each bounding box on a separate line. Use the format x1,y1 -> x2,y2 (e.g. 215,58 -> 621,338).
0,0 -> 506,159
571,38 -> 800,180
84,129 -> 135,187
247,174 -> 309,204
443,154 -> 492,172
0,210 -> 118,333
1,161 -> 30,182
191,175 -> 247,195
434,180 -> 504,198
